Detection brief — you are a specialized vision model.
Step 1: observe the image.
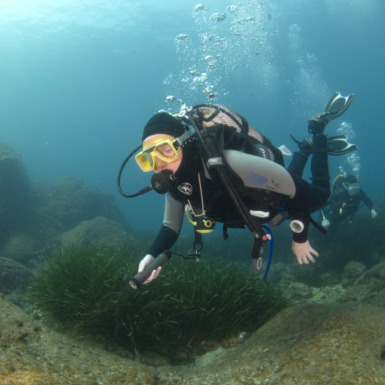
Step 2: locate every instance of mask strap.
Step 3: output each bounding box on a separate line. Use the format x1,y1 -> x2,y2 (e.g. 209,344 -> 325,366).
175,128 -> 195,146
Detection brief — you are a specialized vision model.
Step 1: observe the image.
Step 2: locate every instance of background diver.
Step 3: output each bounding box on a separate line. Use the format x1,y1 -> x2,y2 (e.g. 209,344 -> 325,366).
118,92 -> 357,285
321,172 -> 377,233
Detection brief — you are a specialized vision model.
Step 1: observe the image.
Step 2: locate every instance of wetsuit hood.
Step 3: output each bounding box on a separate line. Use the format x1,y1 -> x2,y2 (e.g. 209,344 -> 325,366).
142,112 -> 187,141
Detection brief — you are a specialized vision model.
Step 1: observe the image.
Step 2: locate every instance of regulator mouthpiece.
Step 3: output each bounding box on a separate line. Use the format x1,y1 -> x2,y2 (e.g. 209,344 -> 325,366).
151,170 -> 174,194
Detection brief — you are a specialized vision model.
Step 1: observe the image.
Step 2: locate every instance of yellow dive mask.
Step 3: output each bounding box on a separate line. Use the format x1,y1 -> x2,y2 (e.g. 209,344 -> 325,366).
135,134 -> 180,172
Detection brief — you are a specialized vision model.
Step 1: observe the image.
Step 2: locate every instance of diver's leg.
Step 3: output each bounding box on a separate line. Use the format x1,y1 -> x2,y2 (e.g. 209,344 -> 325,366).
287,151 -> 309,178
295,91 -> 354,213
308,134 -> 331,212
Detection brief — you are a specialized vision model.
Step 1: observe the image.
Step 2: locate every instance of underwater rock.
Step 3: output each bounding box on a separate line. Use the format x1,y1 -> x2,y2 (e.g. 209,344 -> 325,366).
32,176 -> 129,232
308,284 -> 346,304
341,260 -> 385,307
0,142 -> 31,240
0,296 -> 157,385
2,297 -> 385,384
0,142 -> 136,268
342,260 -> 367,286
61,216 -> 134,248
0,256 -> 32,294
285,281 -> 313,301
180,302 -> 385,384
0,174 -> 133,266
0,233 -> 45,266
359,260 -> 385,282
317,271 -> 341,286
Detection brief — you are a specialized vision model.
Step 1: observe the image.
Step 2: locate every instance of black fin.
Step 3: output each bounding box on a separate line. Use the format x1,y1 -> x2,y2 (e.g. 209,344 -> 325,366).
291,134 -> 358,156
324,92 -> 355,120
308,92 -> 355,134
327,135 -> 358,156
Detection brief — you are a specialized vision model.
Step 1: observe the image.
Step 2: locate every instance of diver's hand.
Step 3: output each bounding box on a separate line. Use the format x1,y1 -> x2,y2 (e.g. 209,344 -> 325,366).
138,254 -> 162,285
291,240 -> 319,265
371,209 -> 377,219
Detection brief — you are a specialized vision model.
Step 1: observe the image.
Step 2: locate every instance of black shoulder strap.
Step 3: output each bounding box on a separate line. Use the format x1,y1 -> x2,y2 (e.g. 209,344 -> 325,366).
185,110 -> 269,261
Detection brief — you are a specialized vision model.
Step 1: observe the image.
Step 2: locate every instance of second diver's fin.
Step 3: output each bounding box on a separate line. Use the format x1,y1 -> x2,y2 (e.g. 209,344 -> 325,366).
324,92 -> 355,120
326,135 -> 358,156
291,134 -> 358,156
308,92 -> 355,135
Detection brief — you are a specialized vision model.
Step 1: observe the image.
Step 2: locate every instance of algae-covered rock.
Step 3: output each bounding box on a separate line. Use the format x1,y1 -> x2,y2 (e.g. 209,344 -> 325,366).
32,176 -> 128,232
342,260 -> 367,286
0,156 -> 133,265
175,302 -> 385,384
61,216 -> 134,248
0,256 -> 32,293
1,297 -> 385,384
341,260 -> 385,306
0,296 -> 156,385
0,233 -> 46,266
0,142 -> 31,239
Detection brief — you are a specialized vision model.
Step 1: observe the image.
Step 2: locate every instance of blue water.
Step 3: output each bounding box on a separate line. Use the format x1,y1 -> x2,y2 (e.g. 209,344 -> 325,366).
1,0 -> 384,231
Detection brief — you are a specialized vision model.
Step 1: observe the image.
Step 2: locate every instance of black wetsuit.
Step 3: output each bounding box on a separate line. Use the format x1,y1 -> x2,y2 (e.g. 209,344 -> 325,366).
324,177 -> 374,232
146,105 -> 331,259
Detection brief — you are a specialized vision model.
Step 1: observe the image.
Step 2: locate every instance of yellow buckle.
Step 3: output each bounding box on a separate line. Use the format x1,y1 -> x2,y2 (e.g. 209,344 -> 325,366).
186,212 -> 215,233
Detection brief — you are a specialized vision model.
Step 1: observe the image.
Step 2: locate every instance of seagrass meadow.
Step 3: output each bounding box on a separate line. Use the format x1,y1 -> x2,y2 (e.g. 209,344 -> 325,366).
26,243 -> 289,363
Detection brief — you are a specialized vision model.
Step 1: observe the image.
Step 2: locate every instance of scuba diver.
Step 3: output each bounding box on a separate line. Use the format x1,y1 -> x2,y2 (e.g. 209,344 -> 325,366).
118,92 -> 357,287
321,172 -> 377,233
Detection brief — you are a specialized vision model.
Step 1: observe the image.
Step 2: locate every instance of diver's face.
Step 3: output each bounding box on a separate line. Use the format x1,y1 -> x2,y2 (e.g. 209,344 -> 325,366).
344,182 -> 360,196
142,134 -> 183,174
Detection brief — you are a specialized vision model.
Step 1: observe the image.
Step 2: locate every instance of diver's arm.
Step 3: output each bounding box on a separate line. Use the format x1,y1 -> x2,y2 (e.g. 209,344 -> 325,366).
360,189 -> 374,210
290,216 -> 320,264
291,212 -> 322,264
287,180 -> 319,264
360,190 -> 377,218
146,225 -> 179,257
163,192 -> 185,233
146,193 -> 184,256
291,219 -> 309,243
138,194 -> 184,284
224,149 -> 296,198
